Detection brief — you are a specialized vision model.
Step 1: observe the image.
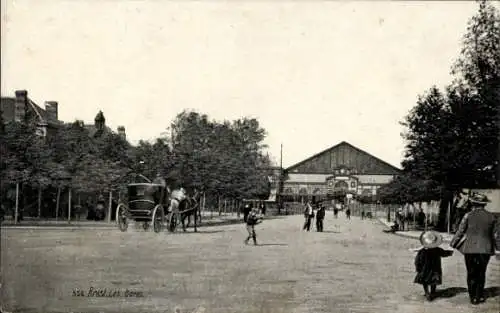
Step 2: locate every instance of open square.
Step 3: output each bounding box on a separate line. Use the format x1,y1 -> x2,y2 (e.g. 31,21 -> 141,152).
2,216 -> 499,313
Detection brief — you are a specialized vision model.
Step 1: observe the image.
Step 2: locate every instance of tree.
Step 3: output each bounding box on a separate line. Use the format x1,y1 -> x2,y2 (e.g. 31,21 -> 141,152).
168,110 -> 271,200
400,1 -> 500,231
451,0 -> 500,188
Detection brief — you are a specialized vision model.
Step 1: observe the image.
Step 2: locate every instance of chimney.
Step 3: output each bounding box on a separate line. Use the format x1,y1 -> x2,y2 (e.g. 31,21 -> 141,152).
44,101 -> 58,121
117,126 -> 126,140
14,90 -> 28,122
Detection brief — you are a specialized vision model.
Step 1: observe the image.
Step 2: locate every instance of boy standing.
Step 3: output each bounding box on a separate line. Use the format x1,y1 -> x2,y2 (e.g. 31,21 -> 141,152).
245,210 -> 263,245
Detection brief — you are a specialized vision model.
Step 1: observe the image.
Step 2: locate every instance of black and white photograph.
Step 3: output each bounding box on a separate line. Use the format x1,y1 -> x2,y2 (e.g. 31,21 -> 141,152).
1,0 -> 500,312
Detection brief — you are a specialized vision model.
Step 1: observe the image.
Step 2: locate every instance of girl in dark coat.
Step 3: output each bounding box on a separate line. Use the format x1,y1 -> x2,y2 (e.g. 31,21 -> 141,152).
413,231 -> 453,301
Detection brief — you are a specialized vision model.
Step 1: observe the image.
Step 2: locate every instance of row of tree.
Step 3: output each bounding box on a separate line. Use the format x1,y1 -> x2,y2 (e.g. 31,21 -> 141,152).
378,0 -> 500,231
0,108 -> 272,218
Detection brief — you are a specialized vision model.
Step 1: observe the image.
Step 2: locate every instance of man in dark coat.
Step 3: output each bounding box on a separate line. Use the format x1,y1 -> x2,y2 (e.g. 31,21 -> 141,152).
260,202 -> 266,216
316,205 -> 325,232
450,193 -> 500,305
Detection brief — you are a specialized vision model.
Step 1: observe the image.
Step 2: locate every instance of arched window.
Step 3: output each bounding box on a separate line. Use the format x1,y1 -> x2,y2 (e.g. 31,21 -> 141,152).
333,181 -> 349,191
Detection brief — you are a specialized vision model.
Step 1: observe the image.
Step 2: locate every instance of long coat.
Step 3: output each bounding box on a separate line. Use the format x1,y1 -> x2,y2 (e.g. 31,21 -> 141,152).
414,247 -> 453,285
450,208 -> 499,255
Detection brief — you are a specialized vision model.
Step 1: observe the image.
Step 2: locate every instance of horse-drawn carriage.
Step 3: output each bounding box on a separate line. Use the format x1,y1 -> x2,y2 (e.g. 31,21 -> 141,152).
116,182 -> 198,233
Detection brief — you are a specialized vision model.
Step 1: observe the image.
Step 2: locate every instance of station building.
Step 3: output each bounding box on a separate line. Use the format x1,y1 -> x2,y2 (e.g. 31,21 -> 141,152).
282,141 -> 401,204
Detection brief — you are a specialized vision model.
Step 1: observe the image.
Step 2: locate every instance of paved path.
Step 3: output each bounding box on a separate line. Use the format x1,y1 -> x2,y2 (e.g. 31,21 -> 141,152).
377,218 -> 455,242
0,213 -> 243,229
1,215 -> 499,313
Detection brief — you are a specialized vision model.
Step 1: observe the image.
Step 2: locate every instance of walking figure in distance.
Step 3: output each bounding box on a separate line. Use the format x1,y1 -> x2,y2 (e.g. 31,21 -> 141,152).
345,207 -> 351,220
303,201 -> 314,231
245,209 -> 263,245
413,231 -> 453,301
333,205 -> 339,219
316,205 -> 325,232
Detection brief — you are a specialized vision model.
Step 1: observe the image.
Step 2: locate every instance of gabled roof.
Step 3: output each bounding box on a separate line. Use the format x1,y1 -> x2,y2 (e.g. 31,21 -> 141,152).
0,96 -> 61,126
286,141 -> 401,174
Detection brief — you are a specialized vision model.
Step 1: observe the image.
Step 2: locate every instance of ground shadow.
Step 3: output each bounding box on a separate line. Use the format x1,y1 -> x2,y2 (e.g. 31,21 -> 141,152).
485,286 -> 500,299
434,287 -> 467,299
321,231 -> 341,233
176,230 -> 225,234
256,243 -> 288,246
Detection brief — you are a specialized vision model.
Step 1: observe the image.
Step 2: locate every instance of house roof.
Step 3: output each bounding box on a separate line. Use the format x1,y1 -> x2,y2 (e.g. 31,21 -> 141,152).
0,96 -> 61,126
286,141 -> 401,174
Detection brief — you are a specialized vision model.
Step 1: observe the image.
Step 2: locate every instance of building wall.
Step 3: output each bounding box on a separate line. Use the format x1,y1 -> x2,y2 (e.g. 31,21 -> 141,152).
282,142 -> 400,201
0,98 -> 16,122
282,174 -> 394,196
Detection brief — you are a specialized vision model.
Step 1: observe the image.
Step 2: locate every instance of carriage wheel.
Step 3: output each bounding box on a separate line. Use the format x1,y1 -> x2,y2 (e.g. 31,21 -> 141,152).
168,212 -> 179,232
116,204 -> 128,232
152,205 -> 164,233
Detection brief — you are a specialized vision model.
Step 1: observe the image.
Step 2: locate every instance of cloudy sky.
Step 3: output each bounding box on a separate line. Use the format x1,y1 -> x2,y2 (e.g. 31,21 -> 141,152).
1,1 -> 493,168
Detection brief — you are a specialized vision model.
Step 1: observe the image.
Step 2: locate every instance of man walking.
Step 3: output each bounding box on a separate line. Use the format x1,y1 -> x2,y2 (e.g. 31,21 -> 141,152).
345,207 -> 351,220
396,209 -> 405,231
316,205 -> 325,232
334,203 -> 340,218
303,201 -> 314,231
450,193 -> 500,305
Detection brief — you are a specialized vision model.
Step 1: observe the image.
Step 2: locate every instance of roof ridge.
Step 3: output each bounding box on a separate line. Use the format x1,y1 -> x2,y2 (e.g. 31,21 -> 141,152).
27,99 -> 45,121
286,141 -> 346,170
286,141 -> 401,172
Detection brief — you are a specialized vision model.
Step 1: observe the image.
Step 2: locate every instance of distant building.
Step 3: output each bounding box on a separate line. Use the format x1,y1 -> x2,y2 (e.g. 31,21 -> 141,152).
282,141 -> 401,204
0,90 -> 61,137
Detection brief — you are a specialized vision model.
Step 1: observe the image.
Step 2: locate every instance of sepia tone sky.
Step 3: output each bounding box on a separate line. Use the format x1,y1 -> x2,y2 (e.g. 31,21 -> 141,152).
1,1 -> 494,168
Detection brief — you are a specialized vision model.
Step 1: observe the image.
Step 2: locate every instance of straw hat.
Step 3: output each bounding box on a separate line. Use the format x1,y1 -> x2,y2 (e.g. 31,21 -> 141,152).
469,193 -> 490,206
419,231 -> 443,249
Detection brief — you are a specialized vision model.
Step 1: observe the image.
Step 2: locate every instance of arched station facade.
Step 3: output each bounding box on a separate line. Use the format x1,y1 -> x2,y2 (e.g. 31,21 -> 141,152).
281,141 -> 401,205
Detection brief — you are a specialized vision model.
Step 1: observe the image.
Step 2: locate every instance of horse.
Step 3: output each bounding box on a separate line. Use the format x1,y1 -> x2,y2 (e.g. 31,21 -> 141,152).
168,188 -> 199,232
179,196 -> 199,232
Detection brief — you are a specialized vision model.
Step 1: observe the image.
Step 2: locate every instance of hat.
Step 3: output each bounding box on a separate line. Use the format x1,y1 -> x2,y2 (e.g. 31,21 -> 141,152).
469,193 -> 490,206
419,231 -> 443,249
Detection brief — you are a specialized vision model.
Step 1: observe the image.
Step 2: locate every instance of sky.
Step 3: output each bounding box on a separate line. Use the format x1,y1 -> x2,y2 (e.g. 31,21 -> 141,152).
2,0 -> 495,169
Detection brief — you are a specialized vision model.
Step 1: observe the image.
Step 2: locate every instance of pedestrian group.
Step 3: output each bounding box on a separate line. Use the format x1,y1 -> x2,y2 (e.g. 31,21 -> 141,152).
240,192 -> 499,307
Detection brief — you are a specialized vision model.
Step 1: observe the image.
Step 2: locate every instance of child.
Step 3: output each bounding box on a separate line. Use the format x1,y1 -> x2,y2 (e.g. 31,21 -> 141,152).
413,231 -> 453,301
245,209 -> 263,245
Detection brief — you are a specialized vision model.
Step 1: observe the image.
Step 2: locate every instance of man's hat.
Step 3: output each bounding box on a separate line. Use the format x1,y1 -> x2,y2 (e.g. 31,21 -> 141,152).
469,193 -> 490,206
419,231 -> 443,249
